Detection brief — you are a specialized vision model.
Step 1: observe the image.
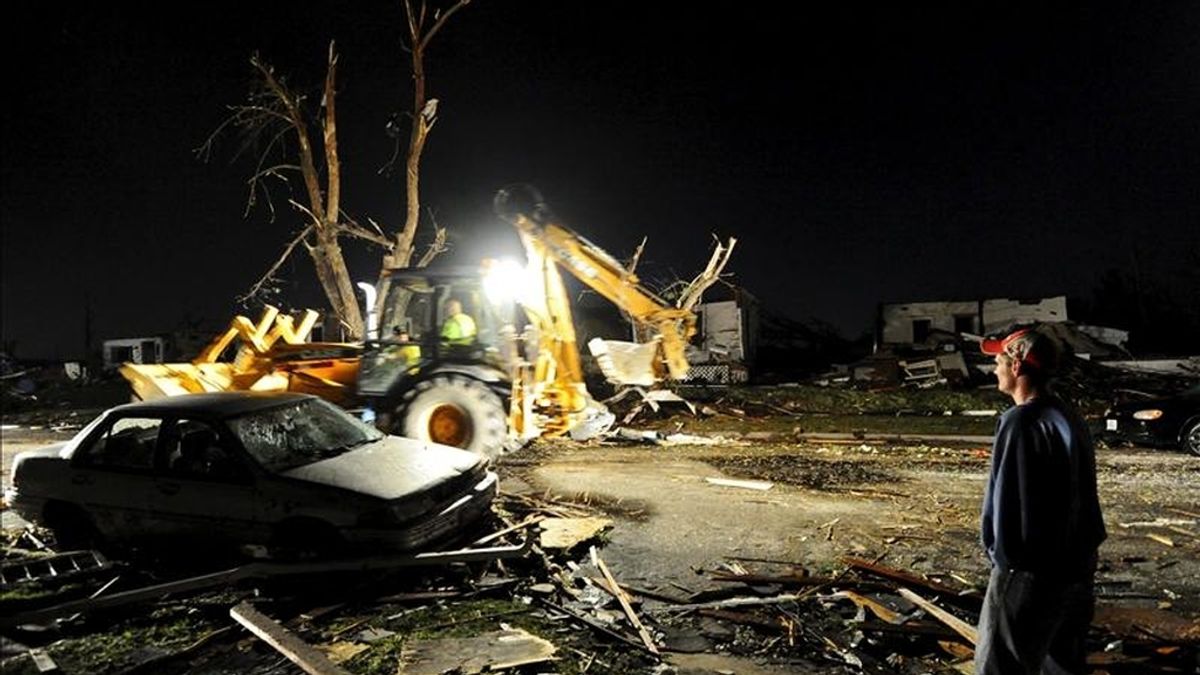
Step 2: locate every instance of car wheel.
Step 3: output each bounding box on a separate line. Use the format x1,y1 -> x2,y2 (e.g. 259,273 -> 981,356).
398,375 -> 507,459
43,502 -> 102,551
1181,418 -> 1200,458
269,518 -> 345,561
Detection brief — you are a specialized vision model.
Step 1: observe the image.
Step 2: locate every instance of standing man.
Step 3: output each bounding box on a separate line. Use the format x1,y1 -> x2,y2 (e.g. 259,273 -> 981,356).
976,327 -> 1106,675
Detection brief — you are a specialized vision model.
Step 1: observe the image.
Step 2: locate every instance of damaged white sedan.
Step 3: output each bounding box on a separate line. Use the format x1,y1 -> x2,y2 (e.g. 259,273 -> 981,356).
5,392 -> 498,556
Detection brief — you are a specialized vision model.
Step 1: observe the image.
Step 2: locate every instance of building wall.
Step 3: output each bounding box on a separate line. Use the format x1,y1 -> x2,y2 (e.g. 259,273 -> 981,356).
880,295 -> 1069,345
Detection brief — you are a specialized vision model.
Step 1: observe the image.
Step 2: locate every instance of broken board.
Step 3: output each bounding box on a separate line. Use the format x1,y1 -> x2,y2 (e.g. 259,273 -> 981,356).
399,628 -> 556,674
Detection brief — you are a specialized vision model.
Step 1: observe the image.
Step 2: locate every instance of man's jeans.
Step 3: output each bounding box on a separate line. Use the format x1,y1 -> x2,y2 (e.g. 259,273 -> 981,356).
975,565 -> 1095,675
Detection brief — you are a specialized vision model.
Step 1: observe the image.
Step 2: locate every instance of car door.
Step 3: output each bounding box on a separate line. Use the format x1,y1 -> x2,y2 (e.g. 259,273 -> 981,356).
66,414 -> 165,539
151,418 -> 265,545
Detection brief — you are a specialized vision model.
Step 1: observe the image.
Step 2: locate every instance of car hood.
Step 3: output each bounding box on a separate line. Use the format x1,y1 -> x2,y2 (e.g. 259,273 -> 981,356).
13,443 -> 69,463
279,436 -> 485,501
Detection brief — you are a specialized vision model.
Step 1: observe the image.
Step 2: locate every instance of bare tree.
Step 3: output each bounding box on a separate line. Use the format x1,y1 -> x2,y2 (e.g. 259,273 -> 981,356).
204,1 -> 469,340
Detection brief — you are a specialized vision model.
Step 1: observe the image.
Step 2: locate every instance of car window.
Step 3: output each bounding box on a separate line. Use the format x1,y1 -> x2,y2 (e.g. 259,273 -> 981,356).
228,398 -> 384,473
77,417 -> 162,471
161,419 -> 249,483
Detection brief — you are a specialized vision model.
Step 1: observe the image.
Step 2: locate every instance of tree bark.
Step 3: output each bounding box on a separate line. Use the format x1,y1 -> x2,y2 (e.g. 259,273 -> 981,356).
372,0 -> 470,334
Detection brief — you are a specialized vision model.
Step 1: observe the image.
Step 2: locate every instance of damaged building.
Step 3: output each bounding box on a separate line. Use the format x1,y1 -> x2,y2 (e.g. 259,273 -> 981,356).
877,295 -> 1070,348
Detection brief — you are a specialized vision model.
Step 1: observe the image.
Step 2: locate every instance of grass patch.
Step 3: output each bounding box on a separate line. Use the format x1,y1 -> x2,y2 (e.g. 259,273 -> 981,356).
41,607 -> 215,674
344,598 -> 653,675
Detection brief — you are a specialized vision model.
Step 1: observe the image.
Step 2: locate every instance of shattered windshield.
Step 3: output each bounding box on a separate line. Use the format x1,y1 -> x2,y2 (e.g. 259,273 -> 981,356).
228,398 -> 384,473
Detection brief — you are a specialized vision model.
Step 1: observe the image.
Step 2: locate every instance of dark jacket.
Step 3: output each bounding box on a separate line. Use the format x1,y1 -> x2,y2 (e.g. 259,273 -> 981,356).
980,395 -> 1106,577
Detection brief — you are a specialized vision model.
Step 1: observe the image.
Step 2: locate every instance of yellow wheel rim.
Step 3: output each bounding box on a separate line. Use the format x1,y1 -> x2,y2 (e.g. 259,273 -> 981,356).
428,404 -> 471,447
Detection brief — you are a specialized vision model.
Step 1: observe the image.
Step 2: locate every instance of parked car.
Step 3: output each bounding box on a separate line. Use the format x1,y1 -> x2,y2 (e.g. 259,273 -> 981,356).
1102,384 -> 1200,457
5,392 -> 498,556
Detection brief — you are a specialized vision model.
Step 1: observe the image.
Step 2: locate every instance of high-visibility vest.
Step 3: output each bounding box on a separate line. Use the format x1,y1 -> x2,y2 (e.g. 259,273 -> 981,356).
441,313 -> 477,345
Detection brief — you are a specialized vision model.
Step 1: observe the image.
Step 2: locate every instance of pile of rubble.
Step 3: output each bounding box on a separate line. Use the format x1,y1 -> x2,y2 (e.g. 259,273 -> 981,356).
3,489 -> 1196,674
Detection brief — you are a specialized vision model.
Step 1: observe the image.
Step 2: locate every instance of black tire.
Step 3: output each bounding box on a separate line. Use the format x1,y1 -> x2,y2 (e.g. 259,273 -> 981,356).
1181,418 -> 1200,458
43,502 -> 102,551
398,375 -> 507,459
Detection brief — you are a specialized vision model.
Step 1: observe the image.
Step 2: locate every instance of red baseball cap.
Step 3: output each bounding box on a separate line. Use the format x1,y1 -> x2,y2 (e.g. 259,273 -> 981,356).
980,327 -> 1057,372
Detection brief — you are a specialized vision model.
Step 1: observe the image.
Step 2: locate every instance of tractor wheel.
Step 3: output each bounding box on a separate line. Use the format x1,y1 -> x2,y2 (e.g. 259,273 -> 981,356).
398,375 -> 507,459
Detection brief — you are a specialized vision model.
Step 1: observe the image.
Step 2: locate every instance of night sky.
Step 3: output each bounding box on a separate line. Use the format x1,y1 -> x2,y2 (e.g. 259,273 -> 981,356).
3,2 -> 1199,360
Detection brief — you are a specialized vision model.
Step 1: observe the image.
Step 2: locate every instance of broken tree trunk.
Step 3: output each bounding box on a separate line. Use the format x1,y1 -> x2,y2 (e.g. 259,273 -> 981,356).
676,237 -> 738,312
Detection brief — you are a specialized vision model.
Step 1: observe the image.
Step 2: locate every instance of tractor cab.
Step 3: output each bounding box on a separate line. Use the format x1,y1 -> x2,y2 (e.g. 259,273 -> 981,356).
357,267 -> 517,455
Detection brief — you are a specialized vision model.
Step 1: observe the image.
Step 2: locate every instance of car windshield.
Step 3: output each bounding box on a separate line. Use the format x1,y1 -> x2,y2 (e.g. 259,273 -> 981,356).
228,398 -> 384,473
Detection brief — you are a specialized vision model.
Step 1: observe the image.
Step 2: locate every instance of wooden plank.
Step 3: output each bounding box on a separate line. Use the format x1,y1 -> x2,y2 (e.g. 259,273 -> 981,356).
648,593 -> 803,613
898,588 -> 978,645
1146,533 -> 1175,547
229,602 -> 349,675
590,547 -> 659,654
827,590 -> 902,623
704,477 -> 774,490
842,556 -> 966,597
472,515 -> 544,547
